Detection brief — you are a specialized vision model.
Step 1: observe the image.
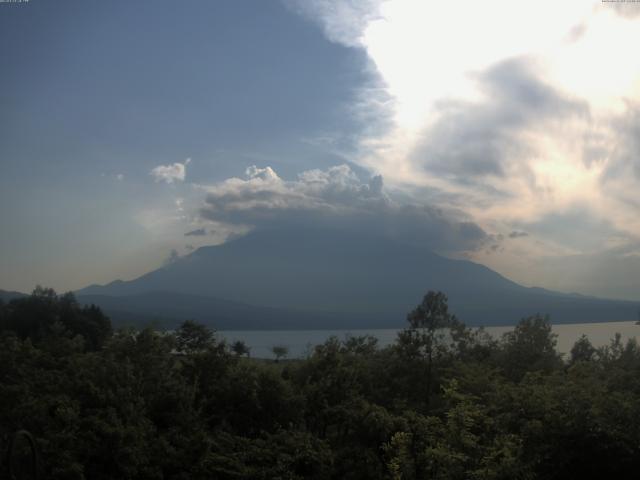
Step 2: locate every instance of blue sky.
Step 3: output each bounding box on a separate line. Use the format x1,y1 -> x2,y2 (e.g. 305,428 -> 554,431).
2,0 -> 640,300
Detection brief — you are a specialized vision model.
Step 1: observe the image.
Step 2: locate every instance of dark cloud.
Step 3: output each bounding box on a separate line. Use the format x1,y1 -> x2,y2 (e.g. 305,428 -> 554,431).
481,58 -> 584,116
411,57 -> 587,187
164,249 -> 180,266
602,102 -> 640,181
199,165 -> 489,255
185,228 -> 207,237
509,230 -> 529,239
487,243 -> 503,254
582,129 -> 610,168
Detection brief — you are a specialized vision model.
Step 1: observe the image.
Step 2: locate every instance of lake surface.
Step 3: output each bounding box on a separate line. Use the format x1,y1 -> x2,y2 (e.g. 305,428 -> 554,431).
219,321 -> 640,359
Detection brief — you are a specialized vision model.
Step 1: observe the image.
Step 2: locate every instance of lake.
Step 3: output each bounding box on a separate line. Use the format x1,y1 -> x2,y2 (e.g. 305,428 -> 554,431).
219,321 -> 640,359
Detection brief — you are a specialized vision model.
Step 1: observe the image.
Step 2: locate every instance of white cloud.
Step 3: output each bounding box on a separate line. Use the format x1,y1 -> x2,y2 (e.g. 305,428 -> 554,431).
150,158 -> 191,184
202,164 -> 386,217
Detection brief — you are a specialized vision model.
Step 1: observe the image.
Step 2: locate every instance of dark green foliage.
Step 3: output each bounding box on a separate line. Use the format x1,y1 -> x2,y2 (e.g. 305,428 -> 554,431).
395,291 -> 472,408
272,345 -> 289,362
2,288 -> 640,479
499,314 -> 562,381
570,334 -> 596,363
0,286 -> 112,351
174,319 -> 216,354
231,340 -> 251,357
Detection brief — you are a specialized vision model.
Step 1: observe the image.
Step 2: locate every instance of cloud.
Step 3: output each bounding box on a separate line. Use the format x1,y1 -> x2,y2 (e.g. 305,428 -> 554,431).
603,103 -> 640,180
412,58 -> 587,186
202,164 -> 386,219
184,228 -> 207,237
283,0 -> 382,47
150,158 -> 191,184
283,2 -> 640,298
116,173 -> 124,181
606,2 -> 640,19
199,164 -> 488,254
292,3 -> 640,197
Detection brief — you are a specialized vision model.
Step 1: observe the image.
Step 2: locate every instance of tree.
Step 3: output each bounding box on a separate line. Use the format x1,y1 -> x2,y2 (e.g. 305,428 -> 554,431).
0,287 -> 111,351
500,314 -> 562,381
231,340 -> 251,357
398,291 -> 461,402
174,320 -> 215,354
272,345 -> 289,362
570,334 -> 597,363
59,293 -> 112,350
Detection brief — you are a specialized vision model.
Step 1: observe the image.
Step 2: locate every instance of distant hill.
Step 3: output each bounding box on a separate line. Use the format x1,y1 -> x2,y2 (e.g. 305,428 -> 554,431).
0,289 -> 27,303
76,227 -> 639,328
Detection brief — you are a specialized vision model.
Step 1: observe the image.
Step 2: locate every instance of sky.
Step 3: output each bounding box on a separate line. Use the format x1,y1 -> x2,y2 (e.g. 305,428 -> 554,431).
1,0 -> 640,300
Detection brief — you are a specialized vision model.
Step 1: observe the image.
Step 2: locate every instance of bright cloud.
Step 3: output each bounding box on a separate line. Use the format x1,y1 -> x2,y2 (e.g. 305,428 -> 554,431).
201,164 -> 387,219
150,158 -> 191,184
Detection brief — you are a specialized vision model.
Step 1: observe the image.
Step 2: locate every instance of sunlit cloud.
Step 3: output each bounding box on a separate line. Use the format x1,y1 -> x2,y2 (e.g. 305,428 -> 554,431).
150,158 -> 191,184
293,0 -> 640,297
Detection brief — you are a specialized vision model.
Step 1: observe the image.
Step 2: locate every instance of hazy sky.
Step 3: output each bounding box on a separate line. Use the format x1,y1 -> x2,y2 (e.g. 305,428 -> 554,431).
2,0 -> 640,300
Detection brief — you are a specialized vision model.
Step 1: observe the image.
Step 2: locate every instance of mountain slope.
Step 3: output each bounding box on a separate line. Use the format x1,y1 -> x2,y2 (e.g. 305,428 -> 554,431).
77,228 -> 639,327
77,292 -> 371,330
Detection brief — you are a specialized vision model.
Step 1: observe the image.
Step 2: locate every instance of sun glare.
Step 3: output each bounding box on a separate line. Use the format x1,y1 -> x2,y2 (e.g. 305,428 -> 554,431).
362,0 -> 598,132
358,0 -> 640,248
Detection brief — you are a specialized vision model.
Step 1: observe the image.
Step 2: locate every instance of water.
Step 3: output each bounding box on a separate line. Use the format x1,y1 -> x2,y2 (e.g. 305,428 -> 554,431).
219,321 -> 640,359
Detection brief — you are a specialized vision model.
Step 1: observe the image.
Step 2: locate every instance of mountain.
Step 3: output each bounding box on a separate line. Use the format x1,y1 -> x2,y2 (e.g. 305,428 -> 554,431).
76,292 -> 368,330
76,227 -> 639,328
0,289 -> 27,303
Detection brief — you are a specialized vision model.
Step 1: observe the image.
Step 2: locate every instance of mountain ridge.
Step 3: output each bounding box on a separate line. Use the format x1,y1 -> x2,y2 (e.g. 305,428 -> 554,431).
75,227 -> 639,328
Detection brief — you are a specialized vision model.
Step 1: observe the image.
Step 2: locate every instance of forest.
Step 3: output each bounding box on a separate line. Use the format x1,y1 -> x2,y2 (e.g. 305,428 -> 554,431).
2,287 -> 640,479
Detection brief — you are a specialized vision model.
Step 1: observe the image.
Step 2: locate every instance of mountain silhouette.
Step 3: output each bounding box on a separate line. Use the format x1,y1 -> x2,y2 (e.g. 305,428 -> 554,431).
0,289 -> 27,303
76,227 -> 638,328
